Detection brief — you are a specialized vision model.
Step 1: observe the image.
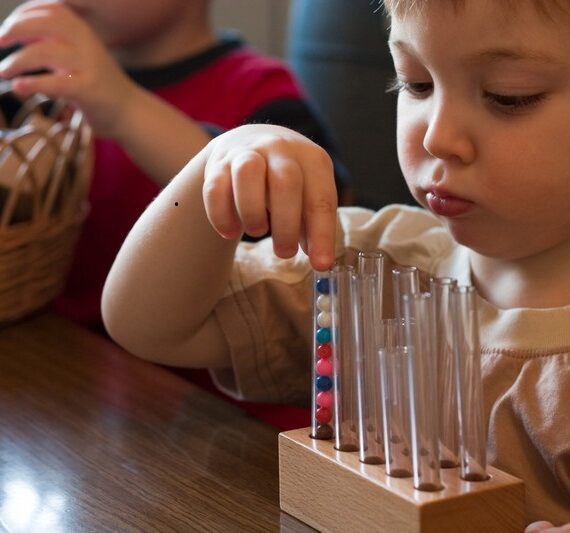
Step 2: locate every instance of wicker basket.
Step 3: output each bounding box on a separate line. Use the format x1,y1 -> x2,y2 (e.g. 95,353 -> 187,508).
0,87 -> 93,325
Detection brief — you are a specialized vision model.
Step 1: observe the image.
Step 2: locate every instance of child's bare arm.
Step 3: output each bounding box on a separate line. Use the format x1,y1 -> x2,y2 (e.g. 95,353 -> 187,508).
102,124 -> 337,367
0,1 -> 211,185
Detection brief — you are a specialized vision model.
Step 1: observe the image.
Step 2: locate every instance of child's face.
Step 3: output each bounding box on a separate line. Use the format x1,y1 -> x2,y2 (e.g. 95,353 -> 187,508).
389,2 -> 570,260
62,0 -> 197,49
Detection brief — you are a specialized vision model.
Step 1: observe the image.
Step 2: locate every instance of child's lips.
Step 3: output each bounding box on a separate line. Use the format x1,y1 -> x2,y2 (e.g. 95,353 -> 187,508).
426,191 -> 474,217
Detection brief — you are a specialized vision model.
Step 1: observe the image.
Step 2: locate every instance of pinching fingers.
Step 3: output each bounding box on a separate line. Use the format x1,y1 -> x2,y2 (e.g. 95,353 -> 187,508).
230,149 -> 269,237
266,154 -> 303,259
203,160 -> 242,240
302,148 -> 337,271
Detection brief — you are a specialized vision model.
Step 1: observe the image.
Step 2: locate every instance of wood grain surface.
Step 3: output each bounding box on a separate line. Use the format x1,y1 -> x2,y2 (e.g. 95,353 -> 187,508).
0,313 -> 299,532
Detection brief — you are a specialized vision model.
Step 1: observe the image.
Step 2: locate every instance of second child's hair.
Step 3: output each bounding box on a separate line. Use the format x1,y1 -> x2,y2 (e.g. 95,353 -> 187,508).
381,0 -> 568,19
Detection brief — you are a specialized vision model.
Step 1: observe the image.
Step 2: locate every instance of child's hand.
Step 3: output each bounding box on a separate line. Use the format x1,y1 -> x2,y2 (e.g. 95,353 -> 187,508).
525,521 -> 570,532
202,124 -> 338,271
0,1 -> 137,138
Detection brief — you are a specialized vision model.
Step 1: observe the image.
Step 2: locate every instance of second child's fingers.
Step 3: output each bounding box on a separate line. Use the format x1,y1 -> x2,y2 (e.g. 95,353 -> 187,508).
8,71 -> 75,101
0,4 -> 80,48
0,41 -> 76,80
301,149 -> 338,271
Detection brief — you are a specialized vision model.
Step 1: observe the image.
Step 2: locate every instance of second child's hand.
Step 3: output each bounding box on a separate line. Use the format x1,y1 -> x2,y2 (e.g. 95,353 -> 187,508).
0,1 -> 136,139
0,0 -> 214,185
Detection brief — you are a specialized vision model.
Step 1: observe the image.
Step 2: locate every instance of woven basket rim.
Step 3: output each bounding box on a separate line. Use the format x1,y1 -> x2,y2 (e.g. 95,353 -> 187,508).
0,202 -> 89,250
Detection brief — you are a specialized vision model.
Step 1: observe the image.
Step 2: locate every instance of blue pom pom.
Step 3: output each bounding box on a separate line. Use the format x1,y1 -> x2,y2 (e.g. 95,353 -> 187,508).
316,277 -> 330,295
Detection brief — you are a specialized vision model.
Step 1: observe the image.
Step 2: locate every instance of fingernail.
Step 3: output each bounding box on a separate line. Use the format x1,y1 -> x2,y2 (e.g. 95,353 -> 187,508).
246,226 -> 268,237
314,254 -> 333,270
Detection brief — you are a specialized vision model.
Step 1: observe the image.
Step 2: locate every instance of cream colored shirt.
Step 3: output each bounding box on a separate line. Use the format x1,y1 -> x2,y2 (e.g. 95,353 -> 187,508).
212,205 -> 570,524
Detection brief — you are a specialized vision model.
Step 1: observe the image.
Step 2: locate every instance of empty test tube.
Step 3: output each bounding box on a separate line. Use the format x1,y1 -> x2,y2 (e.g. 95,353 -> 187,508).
331,265 -> 360,452
383,265 -> 419,472
452,286 -> 489,481
356,252 -> 385,464
403,292 -> 442,491
392,266 -> 420,324
358,251 -> 385,309
378,318 -> 412,477
311,270 -> 334,440
356,274 -> 384,463
431,277 -> 460,468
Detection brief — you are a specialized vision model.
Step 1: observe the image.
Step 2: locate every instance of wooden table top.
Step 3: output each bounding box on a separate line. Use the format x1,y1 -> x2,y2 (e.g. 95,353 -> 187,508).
0,313 -> 309,532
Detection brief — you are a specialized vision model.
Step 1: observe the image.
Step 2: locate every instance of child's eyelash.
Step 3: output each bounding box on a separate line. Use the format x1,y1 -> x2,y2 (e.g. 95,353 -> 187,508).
484,92 -> 547,110
386,78 -> 547,112
386,76 -> 404,94
386,77 -> 432,96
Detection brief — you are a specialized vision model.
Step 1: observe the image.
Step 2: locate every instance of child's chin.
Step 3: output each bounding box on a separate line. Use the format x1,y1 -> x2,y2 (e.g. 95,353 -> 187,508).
445,224 -> 500,257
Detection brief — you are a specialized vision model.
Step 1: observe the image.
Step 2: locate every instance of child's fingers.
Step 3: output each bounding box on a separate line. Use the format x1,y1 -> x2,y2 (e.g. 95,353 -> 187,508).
301,149 -> 337,271
5,0 -> 60,17
266,154 -> 304,258
0,9 -> 53,46
0,4 -> 79,47
230,150 -> 269,237
299,218 -> 309,256
203,160 -> 243,240
0,41 -> 75,79
8,71 -> 74,100
524,522 -> 556,533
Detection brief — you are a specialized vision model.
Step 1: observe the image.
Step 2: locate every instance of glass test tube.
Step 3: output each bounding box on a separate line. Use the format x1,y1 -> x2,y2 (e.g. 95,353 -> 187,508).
331,265 -> 359,452
431,277 -> 460,468
378,318 -> 412,477
383,265 -> 419,473
358,251 -> 385,308
311,270 -> 334,440
452,286 -> 489,481
403,292 -> 442,491
392,266 -> 420,324
356,251 -> 385,464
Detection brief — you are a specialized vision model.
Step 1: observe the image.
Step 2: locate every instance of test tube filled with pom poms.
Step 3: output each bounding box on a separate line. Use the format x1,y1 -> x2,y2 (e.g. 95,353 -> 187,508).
311,270 -> 334,440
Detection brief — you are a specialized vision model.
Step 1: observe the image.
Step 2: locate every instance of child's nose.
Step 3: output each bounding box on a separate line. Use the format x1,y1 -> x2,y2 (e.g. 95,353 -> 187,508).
423,101 -> 476,164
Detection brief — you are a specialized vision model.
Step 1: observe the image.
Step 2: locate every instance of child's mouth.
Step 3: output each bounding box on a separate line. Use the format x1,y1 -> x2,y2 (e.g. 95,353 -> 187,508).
426,191 -> 474,217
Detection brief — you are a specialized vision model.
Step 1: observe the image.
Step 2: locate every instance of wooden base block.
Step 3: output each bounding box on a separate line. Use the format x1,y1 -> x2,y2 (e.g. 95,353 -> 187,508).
279,428 -> 524,533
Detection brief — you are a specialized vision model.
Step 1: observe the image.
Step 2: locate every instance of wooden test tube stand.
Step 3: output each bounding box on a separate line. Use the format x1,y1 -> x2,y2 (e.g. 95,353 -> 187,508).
279,428 -> 524,533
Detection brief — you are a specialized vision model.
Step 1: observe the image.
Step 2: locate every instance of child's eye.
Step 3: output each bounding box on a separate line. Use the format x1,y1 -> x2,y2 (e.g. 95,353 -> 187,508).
484,92 -> 546,112
386,78 -> 433,98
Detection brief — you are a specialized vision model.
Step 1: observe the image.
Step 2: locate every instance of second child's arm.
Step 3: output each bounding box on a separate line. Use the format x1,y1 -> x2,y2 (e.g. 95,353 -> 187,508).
102,124 -> 337,367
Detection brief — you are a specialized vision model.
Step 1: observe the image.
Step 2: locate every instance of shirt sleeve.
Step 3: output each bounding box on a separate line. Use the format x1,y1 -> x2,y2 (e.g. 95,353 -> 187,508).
210,238 -> 315,406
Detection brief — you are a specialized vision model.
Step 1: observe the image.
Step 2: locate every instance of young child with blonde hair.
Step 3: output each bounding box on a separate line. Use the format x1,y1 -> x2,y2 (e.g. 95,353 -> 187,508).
102,0 -> 570,528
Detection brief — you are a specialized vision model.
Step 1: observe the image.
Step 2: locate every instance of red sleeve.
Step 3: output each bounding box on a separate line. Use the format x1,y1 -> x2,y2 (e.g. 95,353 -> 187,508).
204,49 -> 307,127
155,47 -> 308,130
224,52 -> 306,119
